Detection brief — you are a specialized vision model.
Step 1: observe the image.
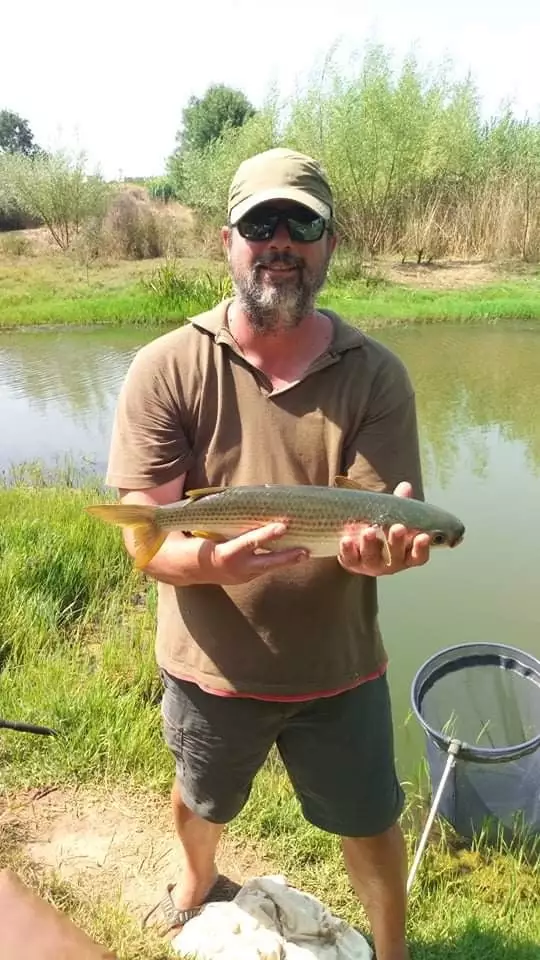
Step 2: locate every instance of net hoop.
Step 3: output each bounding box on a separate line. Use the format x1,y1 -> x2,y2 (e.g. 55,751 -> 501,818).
411,642 -> 540,763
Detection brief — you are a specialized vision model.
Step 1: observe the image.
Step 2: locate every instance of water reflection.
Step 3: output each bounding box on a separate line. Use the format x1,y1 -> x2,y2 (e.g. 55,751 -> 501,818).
0,327 -> 145,470
381,324 -> 540,484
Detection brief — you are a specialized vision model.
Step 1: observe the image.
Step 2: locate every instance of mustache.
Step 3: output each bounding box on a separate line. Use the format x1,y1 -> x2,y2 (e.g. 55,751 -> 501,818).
254,251 -> 304,270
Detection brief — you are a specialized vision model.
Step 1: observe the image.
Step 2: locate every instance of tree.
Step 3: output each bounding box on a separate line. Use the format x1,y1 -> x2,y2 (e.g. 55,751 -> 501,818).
2,150 -> 110,250
176,84 -> 255,153
0,110 -> 40,156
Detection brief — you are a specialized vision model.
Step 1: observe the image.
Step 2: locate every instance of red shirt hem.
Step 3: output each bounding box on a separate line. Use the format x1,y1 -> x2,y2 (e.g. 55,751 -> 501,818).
168,662 -> 388,702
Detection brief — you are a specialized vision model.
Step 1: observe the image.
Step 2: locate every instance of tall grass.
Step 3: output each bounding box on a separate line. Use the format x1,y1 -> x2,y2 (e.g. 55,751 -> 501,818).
141,259 -> 233,311
0,464 -> 169,789
0,464 -> 133,663
173,43 -> 540,263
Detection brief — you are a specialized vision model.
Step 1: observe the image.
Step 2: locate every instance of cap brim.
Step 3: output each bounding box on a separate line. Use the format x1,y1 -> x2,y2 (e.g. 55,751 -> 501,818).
229,187 -> 331,225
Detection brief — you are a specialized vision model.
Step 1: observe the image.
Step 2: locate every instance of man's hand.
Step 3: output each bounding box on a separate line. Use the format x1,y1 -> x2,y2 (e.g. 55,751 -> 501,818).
208,522 -> 309,584
337,481 -> 431,577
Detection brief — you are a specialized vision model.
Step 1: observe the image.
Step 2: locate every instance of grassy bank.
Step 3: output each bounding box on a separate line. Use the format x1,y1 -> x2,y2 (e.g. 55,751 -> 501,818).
0,250 -> 539,329
0,467 -> 539,958
319,278 -> 540,326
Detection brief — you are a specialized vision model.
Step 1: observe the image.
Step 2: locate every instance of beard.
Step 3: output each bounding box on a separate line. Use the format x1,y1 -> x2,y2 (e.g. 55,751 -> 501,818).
229,248 -> 331,333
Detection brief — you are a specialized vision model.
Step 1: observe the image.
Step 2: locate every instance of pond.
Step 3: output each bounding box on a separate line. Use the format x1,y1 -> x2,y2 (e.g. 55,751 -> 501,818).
1,320 -> 539,777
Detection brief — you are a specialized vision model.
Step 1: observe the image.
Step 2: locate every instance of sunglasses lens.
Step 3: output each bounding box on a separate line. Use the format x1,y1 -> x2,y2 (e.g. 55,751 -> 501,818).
236,207 -> 327,242
288,216 -> 326,242
236,214 -> 278,241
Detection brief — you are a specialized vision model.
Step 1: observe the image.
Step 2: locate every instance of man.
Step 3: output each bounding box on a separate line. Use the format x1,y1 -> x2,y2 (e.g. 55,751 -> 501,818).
105,147 -> 431,960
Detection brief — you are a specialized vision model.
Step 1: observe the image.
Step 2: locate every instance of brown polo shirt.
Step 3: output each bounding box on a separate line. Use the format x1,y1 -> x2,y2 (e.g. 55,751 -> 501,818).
106,300 -> 424,698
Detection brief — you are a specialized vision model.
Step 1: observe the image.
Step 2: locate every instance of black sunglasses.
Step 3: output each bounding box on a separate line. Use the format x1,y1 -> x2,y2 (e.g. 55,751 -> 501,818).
235,205 -> 329,243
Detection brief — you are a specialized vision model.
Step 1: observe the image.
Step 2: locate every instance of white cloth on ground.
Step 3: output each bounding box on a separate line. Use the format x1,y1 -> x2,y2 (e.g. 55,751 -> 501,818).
171,874 -> 373,959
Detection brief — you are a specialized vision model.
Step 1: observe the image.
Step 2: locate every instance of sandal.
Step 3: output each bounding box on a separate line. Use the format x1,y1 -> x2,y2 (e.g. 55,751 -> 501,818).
142,873 -> 242,936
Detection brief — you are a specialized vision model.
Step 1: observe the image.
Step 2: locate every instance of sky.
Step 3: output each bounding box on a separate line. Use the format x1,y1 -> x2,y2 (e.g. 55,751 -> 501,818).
2,0 -> 539,181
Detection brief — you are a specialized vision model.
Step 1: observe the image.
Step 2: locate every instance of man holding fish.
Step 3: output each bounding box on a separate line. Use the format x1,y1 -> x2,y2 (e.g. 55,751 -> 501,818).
91,148 -> 464,959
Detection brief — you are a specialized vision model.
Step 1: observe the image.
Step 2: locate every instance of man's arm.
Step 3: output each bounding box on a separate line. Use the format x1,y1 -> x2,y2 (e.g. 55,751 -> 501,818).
118,476 -> 309,587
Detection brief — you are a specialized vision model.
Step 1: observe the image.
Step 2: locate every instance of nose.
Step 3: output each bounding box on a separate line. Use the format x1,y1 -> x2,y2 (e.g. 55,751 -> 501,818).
269,219 -> 292,250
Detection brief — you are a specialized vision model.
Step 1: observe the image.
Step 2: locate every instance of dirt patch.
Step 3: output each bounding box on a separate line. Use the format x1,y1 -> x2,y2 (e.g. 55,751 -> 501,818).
383,259 -> 500,289
0,786 -> 272,923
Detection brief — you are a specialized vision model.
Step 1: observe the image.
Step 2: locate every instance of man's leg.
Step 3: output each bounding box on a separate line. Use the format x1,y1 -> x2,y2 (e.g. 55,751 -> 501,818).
159,669 -> 285,922
341,823 -> 409,960
170,779 -> 225,911
277,674 -> 408,960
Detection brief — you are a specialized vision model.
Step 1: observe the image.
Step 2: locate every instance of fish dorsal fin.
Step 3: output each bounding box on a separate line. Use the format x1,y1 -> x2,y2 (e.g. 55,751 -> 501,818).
333,475 -> 366,491
185,486 -> 228,501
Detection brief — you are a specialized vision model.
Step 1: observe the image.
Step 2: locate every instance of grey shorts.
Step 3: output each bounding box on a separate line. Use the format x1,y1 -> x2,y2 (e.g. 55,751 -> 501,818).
160,669 -> 404,837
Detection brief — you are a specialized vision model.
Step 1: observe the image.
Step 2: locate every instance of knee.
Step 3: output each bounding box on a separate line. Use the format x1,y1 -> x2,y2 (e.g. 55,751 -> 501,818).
342,821 -> 405,853
171,778 -> 192,815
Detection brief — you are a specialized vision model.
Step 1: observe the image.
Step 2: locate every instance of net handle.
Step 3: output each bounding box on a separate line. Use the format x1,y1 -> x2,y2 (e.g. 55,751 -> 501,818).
407,739 -> 461,894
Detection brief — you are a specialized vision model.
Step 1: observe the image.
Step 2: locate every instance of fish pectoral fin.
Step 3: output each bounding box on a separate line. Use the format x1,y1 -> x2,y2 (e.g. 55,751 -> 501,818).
333,475 -> 367,491
373,525 -> 392,567
189,529 -> 228,543
185,486 -> 228,501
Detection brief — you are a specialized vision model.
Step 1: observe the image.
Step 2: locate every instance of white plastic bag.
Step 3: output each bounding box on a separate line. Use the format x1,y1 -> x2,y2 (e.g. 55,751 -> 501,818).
172,875 -> 372,960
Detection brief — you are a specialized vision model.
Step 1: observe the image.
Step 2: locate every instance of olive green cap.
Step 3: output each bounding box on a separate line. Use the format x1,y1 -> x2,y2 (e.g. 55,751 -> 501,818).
227,147 -> 333,224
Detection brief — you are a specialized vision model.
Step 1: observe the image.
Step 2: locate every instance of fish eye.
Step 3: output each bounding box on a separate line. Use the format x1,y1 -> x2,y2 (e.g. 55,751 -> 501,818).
431,531 -> 448,546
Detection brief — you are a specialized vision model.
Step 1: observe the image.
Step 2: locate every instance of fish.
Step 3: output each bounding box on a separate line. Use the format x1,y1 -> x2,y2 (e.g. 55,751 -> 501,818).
84,476 -> 465,571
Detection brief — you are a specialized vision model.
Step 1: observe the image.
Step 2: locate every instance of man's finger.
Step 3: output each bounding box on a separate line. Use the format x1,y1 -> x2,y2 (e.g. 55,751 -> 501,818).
409,533 -> 431,566
231,522 -> 288,554
393,481 -> 413,499
251,547 -> 309,569
338,536 -> 359,566
388,524 -> 407,565
357,527 -> 383,566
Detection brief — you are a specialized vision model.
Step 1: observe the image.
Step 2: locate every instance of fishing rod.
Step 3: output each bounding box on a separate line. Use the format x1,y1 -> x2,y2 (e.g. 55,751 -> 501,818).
0,717 -> 57,737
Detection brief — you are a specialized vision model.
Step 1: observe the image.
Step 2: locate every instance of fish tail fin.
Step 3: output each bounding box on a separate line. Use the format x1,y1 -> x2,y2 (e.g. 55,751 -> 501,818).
85,503 -> 167,569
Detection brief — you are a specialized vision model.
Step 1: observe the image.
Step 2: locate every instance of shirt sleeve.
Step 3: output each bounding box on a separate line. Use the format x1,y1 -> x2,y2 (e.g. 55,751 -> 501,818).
105,345 -> 195,490
343,351 -> 425,501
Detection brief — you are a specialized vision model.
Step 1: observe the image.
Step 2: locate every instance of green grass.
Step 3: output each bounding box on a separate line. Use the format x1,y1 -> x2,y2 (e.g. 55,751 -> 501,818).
0,254 -> 228,328
1,252 -> 539,328
320,278 -> 540,325
0,288 -> 195,326
1,466 -> 539,958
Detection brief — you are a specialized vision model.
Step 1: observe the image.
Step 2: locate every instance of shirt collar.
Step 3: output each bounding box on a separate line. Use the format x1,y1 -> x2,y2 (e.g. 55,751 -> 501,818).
190,299 -> 365,356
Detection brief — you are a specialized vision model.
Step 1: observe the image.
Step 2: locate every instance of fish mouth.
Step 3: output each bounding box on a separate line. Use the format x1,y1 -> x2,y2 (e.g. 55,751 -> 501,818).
450,529 -> 465,548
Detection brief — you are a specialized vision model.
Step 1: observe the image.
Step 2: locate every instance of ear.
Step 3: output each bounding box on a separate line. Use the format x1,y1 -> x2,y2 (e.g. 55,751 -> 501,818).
221,224 -> 231,255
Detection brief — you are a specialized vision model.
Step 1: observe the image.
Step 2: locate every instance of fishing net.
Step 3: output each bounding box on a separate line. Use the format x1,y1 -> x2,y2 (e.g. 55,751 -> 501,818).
411,643 -> 540,846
